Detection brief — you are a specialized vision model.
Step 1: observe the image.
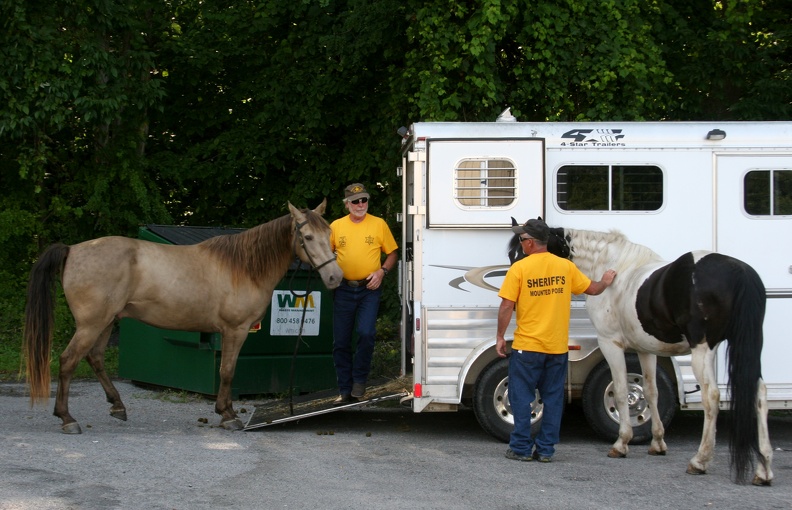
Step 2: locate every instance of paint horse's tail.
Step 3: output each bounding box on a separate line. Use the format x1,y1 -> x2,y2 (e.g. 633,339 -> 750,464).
723,259 -> 766,484
23,243 -> 70,405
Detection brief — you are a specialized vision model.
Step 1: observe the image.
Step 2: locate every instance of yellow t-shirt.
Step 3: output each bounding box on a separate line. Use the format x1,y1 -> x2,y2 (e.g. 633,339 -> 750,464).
330,214 -> 398,280
498,252 -> 591,354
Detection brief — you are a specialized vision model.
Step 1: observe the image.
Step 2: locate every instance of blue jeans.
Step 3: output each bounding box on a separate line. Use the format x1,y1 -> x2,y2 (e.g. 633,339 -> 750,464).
508,350 -> 568,458
332,284 -> 382,394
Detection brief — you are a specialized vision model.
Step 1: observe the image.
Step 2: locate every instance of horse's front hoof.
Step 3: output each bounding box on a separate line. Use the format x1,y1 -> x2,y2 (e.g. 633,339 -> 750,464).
686,464 -> 706,475
752,475 -> 772,486
220,418 -> 244,431
61,422 -> 82,434
648,448 -> 667,456
110,408 -> 128,421
607,448 -> 627,458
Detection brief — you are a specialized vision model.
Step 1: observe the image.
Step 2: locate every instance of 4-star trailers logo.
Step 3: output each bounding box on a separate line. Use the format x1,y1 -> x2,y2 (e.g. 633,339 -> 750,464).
560,129 -> 626,147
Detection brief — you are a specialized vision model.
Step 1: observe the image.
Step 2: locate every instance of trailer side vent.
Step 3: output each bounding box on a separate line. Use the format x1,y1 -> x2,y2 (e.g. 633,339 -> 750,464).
455,159 -> 516,207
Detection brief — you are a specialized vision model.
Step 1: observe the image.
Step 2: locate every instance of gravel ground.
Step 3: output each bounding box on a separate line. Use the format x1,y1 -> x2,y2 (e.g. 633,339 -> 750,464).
1,379 -> 791,510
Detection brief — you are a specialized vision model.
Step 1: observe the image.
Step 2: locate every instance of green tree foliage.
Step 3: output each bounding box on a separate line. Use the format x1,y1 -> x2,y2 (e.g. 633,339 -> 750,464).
402,0 -> 790,122
147,0 -> 408,227
0,0 -> 172,253
654,0 -> 791,120
402,0 -> 676,121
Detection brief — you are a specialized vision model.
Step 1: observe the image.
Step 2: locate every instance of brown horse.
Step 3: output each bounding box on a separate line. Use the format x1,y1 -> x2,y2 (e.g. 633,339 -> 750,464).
24,200 -> 343,433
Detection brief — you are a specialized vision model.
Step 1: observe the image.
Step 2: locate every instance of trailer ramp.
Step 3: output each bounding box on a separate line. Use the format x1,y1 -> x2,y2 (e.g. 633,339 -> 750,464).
244,377 -> 411,431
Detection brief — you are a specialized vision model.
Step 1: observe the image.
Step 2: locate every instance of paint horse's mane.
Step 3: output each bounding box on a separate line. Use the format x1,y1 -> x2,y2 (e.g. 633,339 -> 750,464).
200,209 -> 329,285
562,228 -> 664,278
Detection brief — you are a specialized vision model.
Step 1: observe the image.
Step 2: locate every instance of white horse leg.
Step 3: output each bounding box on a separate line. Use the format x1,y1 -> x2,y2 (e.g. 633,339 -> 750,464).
637,352 -> 667,456
687,343 -> 719,475
752,378 -> 774,486
599,342 -> 633,458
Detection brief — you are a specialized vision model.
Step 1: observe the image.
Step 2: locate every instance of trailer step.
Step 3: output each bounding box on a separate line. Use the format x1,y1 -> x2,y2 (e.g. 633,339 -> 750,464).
244,377 -> 411,431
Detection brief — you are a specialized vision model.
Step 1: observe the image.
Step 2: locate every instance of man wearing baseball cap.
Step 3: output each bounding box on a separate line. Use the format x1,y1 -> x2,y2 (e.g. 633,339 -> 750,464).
497,218 -> 617,462
329,183 -> 398,404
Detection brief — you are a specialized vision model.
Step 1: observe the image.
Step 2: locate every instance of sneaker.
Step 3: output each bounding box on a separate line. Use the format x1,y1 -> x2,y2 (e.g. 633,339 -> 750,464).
351,382 -> 366,399
333,394 -> 355,406
504,449 -> 533,462
532,452 -> 552,463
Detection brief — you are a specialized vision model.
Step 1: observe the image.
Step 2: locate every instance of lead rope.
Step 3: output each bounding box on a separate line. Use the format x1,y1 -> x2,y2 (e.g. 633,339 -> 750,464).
286,223 -> 316,416
286,260 -> 315,416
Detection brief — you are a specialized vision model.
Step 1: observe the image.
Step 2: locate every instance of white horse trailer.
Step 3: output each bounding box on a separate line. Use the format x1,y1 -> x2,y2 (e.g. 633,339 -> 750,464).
398,118 -> 792,442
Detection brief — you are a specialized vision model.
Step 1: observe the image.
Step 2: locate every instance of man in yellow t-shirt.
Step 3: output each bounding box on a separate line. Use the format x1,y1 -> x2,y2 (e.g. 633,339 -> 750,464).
329,183 -> 398,405
496,218 -> 616,462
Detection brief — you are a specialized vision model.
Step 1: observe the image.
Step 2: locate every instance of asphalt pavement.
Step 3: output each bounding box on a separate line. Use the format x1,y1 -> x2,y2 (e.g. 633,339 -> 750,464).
1,379 -> 790,510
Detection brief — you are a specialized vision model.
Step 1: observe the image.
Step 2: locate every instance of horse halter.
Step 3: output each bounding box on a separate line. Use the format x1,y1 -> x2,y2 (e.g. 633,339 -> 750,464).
550,230 -> 572,260
293,219 -> 337,271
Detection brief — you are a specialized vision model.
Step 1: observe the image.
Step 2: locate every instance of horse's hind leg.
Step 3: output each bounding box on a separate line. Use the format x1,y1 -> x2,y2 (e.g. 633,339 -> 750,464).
687,344 -> 719,475
85,324 -> 127,422
638,352 -> 668,456
54,324 -> 109,434
752,379 -> 773,486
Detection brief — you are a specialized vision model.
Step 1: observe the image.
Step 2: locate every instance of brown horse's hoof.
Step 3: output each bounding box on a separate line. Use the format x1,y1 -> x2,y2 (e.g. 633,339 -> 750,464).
61,422 -> 82,434
752,476 -> 772,486
607,448 -> 627,458
110,409 -> 128,421
686,465 -> 706,475
220,418 -> 244,431
648,448 -> 667,456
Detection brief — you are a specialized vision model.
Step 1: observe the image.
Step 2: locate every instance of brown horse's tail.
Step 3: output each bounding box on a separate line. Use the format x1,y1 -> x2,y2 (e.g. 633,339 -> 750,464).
23,243 -> 70,405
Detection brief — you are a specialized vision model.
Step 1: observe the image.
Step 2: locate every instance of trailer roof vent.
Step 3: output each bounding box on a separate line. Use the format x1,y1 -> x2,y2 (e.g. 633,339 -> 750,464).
496,107 -> 517,122
706,129 -> 726,140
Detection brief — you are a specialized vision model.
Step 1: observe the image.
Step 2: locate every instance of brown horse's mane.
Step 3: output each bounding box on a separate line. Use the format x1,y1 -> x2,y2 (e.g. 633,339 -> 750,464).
198,208 -> 330,287
198,214 -> 286,286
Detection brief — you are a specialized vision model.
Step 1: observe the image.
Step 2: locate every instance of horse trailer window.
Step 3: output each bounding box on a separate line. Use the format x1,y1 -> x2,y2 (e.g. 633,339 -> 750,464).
455,159 -> 516,207
556,165 -> 663,211
744,170 -> 792,216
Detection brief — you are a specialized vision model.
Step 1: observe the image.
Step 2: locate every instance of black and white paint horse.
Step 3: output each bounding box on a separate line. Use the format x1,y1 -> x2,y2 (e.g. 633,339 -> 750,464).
508,222 -> 773,485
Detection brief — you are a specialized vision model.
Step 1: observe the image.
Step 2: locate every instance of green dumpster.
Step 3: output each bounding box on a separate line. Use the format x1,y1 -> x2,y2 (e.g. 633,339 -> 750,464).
118,225 -> 337,397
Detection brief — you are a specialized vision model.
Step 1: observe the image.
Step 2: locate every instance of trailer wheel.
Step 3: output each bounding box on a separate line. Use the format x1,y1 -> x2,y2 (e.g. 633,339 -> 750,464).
473,358 -> 542,443
581,354 -> 677,444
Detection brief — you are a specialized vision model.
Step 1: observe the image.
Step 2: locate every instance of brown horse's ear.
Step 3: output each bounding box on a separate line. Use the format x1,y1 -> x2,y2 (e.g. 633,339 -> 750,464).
287,201 -> 303,219
313,198 -> 327,216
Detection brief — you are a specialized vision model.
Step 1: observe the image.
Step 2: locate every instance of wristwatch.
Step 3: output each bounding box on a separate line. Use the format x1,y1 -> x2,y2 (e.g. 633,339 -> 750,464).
381,267 -> 389,275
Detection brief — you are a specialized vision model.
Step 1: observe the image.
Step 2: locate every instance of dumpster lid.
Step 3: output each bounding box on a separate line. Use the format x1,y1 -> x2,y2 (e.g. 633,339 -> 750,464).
244,377 -> 412,431
144,224 -> 244,245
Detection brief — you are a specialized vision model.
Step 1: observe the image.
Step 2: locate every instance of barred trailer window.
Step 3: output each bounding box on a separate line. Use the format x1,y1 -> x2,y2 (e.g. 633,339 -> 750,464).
556,165 -> 663,211
744,169 -> 792,216
455,159 -> 516,207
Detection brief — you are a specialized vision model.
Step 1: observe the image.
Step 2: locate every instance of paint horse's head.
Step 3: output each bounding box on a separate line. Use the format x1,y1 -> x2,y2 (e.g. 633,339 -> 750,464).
507,217 -> 572,264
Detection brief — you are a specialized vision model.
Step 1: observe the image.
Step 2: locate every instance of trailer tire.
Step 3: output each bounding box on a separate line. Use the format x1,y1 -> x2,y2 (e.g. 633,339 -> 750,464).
581,354 -> 677,444
473,358 -> 542,443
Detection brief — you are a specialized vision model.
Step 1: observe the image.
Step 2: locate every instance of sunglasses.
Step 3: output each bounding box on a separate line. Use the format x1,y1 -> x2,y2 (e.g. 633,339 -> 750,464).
519,236 -> 534,242
349,197 -> 368,205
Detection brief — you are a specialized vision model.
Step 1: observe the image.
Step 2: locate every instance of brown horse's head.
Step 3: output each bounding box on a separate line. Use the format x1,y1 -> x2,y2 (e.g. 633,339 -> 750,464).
288,199 -> 343,289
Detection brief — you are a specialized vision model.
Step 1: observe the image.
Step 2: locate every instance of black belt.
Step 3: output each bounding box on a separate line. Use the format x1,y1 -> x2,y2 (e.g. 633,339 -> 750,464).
342,278 -> 369,288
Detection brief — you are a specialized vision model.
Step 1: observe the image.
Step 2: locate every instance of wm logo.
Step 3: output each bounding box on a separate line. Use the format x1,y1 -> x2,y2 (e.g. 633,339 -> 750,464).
277,293 -> 315,308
